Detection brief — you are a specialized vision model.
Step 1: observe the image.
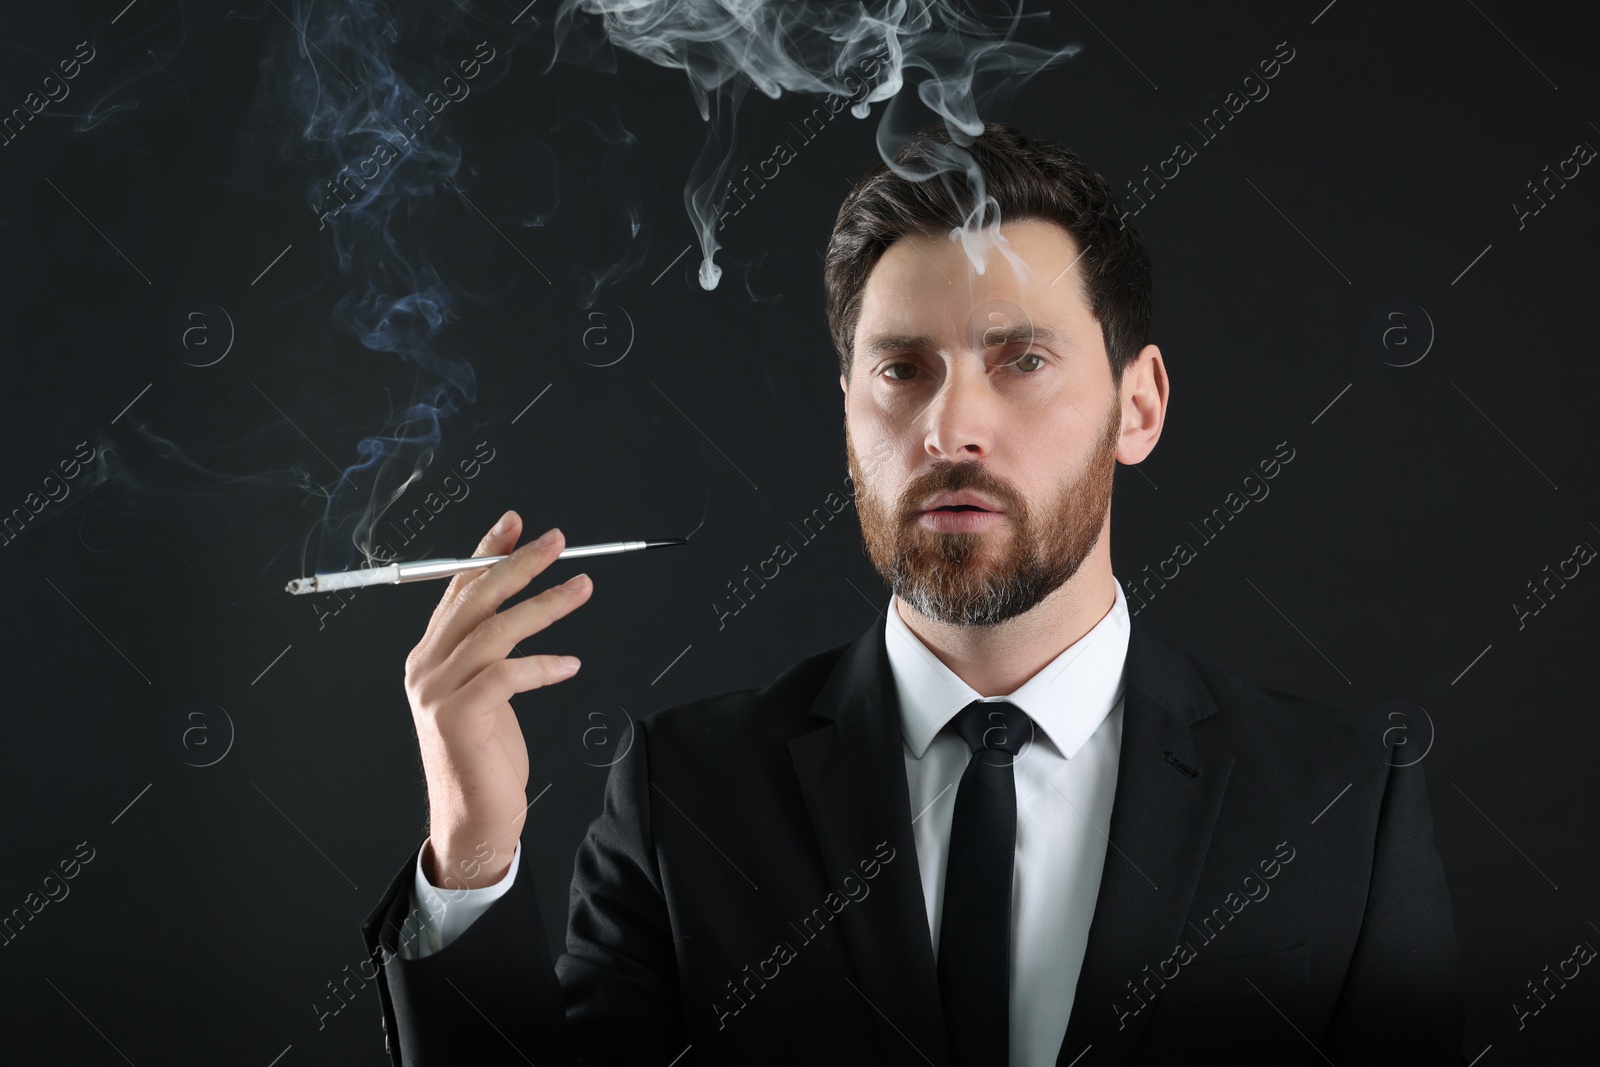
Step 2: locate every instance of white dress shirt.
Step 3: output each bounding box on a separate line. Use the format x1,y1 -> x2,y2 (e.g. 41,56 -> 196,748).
892,578 -> 1129,1064
401,579 -> 1132,1067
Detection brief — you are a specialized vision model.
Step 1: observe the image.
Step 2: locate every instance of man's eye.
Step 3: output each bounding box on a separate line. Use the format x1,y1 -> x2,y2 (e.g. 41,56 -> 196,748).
882,362 -> 918,382
1012,352 -> 1047,372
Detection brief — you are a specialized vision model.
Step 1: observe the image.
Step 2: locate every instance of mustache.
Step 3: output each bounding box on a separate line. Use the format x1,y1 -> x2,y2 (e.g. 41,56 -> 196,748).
896,464 -> 1016,521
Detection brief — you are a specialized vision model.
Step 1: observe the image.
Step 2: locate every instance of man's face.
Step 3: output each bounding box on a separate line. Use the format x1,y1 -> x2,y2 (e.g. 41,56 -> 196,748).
842,217 -> 1123,627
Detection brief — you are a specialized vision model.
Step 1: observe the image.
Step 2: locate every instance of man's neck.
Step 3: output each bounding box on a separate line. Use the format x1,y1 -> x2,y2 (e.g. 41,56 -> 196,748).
893,562 -> 1118,697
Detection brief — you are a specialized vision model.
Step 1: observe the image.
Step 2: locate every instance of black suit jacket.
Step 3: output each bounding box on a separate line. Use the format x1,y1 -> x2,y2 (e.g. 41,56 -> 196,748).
359,611 -> 1465,1065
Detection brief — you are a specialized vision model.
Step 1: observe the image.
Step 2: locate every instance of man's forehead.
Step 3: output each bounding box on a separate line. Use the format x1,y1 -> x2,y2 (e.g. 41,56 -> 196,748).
862,220 -> 1089,322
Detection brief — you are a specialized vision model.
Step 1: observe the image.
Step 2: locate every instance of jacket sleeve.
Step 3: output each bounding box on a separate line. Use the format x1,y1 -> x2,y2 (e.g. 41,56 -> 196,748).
394,840 -> 520,961
1321,751 -> 1466,1064
358,717 -> 685,1065
557,717 -> 690,1060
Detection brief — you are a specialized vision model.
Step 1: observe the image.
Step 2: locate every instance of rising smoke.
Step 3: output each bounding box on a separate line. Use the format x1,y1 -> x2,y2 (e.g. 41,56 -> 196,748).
259,0 -> 1080,575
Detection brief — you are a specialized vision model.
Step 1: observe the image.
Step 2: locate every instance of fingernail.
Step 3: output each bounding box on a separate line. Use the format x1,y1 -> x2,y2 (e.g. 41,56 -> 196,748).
534,527 -> 561,547
563,572 -> 589,589
491,510 -> 513,536
558,656 -> 581,671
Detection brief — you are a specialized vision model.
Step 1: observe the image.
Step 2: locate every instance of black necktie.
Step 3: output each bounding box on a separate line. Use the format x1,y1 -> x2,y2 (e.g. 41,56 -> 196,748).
937,698 -> 1032,1067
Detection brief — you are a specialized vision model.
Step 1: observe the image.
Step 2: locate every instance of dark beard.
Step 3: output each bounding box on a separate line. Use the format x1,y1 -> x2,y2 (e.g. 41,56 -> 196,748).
847,394 -> 1120,627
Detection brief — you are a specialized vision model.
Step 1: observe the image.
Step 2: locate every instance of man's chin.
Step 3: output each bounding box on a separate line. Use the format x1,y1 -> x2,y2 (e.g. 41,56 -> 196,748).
902,517 -> 1012,546
891,558 -> 1010,602
900,533 -> 1010,572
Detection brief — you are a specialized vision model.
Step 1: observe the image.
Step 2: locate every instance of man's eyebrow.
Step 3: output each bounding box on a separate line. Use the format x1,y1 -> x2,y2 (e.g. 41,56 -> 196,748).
863,323 -> 1066,357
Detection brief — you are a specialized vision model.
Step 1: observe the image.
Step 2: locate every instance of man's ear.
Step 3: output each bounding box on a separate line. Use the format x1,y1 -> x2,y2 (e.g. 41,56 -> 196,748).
839,372 -> 847,394
1116,344 -> 1168,466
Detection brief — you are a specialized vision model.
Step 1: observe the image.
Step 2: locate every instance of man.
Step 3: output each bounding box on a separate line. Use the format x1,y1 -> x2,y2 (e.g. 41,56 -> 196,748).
361,121 -> 1465,1065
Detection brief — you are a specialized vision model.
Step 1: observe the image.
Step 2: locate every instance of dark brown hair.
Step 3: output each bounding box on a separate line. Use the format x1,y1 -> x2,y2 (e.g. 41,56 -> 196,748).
823,120 -> 1152,385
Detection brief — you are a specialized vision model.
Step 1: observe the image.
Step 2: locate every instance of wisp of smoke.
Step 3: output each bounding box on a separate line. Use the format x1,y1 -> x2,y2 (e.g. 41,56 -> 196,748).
257,0 -> 1078,575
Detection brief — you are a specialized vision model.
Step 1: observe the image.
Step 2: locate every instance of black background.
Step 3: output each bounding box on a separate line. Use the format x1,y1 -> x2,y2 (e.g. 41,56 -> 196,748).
1,0 -> 1596,1063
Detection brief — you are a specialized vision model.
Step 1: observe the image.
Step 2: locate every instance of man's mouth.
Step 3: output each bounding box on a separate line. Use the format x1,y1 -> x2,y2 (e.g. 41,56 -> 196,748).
922,490 -> 1002,512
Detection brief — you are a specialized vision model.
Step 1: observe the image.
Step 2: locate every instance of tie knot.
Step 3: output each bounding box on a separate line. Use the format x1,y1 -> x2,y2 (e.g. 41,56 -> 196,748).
952,699 -> 1032,758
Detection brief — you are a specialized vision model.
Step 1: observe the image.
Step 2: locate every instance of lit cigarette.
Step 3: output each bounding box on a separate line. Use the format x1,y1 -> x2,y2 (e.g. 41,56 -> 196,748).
284,538 -> 687,595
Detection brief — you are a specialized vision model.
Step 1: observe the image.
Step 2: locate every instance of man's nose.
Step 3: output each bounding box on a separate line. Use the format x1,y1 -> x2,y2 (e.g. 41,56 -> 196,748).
924,359 -> 999,460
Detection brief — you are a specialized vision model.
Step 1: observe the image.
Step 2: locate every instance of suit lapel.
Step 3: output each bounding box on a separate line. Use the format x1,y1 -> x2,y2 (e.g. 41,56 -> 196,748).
786,610 -> 1236,1067
789,620 -> 955,1067
1056,614 -> 1236,1065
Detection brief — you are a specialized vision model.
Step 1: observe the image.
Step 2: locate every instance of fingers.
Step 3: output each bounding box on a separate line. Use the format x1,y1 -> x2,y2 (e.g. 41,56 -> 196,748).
446,652 -> 584,725
442,526 -> 567,648
421,509 -> 521,649
435,571 -> 593,695
415,514 -> 570,673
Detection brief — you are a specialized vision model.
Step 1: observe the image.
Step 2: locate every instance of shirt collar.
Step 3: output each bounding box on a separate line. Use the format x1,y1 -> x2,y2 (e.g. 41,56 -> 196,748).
885,578 -> 1131,761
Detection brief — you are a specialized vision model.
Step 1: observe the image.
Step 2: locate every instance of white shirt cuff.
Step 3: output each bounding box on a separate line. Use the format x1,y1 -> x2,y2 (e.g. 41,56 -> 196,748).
400,839 -> 522,960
